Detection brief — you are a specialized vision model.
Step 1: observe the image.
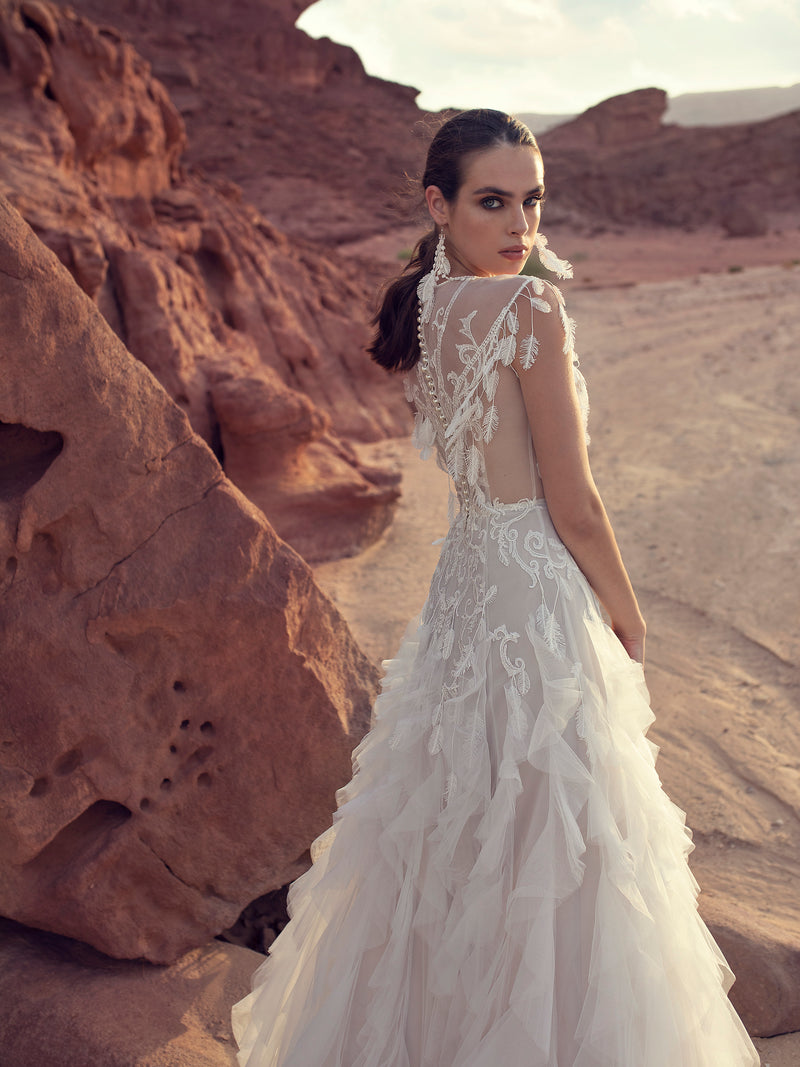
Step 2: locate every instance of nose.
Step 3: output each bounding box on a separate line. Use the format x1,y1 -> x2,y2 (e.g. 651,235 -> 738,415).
509,203 -> 529,236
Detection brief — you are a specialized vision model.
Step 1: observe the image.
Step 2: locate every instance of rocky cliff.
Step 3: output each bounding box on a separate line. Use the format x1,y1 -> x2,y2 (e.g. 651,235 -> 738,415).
66,0 -> 429,244
0,0 -> 407,564
0,191 -> 384,961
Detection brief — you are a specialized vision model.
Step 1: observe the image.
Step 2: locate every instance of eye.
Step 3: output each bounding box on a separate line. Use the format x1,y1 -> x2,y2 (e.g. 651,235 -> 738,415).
525,192 -> 546,205
480,196 -> 503,209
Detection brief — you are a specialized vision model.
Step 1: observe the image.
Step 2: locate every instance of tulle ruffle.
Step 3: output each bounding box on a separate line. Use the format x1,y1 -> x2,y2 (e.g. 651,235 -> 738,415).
232,500 -> 758,1067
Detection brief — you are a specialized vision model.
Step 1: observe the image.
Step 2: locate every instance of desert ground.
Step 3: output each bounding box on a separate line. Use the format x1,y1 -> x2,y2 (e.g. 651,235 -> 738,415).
318,226 -> 800,1064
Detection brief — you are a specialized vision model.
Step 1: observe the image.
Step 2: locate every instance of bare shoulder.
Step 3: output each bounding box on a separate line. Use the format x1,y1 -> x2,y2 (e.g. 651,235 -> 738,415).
458,273 -> 564,315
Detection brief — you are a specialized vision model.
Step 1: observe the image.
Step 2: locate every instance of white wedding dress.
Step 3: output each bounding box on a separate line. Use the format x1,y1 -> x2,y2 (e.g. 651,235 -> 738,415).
232,241 -> 760,1066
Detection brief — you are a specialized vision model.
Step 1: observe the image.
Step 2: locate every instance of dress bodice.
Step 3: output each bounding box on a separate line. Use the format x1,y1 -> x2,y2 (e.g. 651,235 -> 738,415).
405,264 -> 589,516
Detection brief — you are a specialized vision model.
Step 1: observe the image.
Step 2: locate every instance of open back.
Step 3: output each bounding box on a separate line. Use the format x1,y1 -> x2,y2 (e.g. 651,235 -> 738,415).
407,273 -> 589,514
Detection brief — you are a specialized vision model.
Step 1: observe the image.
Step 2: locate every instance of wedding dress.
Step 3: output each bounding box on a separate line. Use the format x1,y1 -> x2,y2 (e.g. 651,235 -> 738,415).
232,238 -> 760,1066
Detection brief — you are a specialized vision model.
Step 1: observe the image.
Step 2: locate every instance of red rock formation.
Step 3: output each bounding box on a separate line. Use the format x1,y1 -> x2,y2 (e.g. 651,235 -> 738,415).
62,3 -> 800,244
0,0 -> 406,563
0,192 -> 377,962
540,89 -> 800,230
67,0 -> 431,243
0,917 -> 256,1064
542,87 -> 668,149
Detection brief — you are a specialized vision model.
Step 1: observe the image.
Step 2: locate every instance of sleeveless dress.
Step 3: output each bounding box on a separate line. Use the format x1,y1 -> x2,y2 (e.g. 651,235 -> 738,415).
232,238 -> 760,1067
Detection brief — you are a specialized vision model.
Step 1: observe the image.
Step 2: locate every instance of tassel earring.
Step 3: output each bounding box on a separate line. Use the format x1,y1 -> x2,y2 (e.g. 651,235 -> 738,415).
433,229 -> 451,282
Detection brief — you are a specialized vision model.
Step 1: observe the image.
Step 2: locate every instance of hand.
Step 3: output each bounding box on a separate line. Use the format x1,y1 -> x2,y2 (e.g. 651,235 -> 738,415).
615,630 -> 645,666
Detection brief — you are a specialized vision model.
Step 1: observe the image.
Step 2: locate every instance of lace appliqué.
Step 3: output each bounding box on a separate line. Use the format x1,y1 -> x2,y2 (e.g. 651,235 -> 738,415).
398,238 -> 592,801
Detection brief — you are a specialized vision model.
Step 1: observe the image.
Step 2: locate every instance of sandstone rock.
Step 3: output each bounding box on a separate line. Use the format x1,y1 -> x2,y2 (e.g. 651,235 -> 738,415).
720,200 -> 769,237
0,0 -> 407,564
5,0 -> 185,196
68,0 -> 429,244
701,898 -> 800,1038
0,193 -> 377,962
540,96 -> 800,230
543,87 -> 668,149
210,367 -> 401,562
0,917 -> 255,1066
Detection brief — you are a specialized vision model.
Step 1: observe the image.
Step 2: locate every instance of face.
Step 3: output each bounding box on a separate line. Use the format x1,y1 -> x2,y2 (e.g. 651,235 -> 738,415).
426,142 -> 545,278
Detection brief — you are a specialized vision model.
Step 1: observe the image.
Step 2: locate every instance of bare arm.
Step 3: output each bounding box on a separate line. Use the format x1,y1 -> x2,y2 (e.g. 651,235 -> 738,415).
512,287 -> 646,663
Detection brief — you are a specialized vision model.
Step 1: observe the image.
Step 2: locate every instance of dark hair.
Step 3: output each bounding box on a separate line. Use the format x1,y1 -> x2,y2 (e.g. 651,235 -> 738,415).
368,109 -> 539,373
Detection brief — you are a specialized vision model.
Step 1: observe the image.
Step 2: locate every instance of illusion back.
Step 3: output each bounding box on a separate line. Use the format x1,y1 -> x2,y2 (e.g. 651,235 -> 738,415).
407,274 -> 588,513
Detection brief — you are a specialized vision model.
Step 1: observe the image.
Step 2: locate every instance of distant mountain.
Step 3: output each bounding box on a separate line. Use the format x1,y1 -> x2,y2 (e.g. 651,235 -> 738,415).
665,83 -> 800,126
519,83 -> 800,133
517,110 -> 575,135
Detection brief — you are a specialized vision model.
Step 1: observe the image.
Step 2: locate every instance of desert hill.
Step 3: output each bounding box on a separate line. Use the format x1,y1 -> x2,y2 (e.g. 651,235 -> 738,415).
667,82 -> 800,126
538,88 -> 800,231
522,81 -> 800,134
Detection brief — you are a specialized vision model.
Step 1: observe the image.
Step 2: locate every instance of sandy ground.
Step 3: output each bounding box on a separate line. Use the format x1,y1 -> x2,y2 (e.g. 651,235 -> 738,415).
316,246 -> 800,1060
340,217 -> 800,290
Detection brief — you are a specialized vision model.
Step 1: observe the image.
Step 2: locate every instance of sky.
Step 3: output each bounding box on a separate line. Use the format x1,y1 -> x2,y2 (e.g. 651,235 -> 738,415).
297,0 -> 800,115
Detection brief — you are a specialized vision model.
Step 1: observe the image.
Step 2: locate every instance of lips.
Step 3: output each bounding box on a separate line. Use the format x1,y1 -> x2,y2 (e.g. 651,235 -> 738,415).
499,246 -> 529,260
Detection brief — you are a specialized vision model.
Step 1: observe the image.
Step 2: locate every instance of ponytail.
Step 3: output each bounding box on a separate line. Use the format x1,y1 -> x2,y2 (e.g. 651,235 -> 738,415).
368,228 -> 436,373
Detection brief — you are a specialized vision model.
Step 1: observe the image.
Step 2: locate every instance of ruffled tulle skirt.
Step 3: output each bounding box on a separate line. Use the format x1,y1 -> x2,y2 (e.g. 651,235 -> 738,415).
232,498 -> 759,1066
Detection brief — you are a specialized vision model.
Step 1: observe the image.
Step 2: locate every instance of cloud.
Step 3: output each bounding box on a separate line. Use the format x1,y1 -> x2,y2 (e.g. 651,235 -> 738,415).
297,0 -> 800,113
647,0 -> 798,17
647,0 -> 743,18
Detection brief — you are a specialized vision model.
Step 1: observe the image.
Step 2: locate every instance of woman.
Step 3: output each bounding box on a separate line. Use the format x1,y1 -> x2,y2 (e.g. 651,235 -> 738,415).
233,110 -> 759,1066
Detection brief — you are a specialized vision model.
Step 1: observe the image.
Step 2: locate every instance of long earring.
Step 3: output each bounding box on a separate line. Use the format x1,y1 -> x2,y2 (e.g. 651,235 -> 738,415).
433,229 -> 451,282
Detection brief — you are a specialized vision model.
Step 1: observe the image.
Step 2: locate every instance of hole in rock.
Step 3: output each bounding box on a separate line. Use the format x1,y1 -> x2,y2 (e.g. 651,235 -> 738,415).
140,798 -> 151,811
0,422 -> 64,501
209,420 -> 225,465
54,748 -> 83,776
197,773 -> 212,788
197,247 -> 235,290
43,81 -> 56,101
175,394 -> 190,407
217,885 -> 290,954
160,778 -> 172,791
21,12 -> 54,44
25,800 -> 132,872
189,745 -> 213,766
31,531 -> 57,558
179,719 -> 190,730
29,776 -> 49,797
5,558 -> 17,582
169,744 -> 177,754
199,721 -> 214,735
173,681 -> 186,693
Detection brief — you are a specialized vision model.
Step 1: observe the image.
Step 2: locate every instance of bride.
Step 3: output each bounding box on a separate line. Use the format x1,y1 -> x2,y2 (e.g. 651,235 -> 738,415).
232,109 -> 759,1066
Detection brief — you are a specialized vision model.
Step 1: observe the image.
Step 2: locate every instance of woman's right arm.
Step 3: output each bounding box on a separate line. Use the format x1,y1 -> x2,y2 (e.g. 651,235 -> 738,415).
512,287 -> 646,663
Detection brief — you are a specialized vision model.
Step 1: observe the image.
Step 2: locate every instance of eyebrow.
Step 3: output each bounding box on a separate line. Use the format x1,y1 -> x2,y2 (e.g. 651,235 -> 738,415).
472,185 -> 545,197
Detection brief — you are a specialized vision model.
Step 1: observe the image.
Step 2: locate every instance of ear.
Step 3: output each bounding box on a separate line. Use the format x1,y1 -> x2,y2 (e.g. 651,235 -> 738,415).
425,185 -> 450,227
